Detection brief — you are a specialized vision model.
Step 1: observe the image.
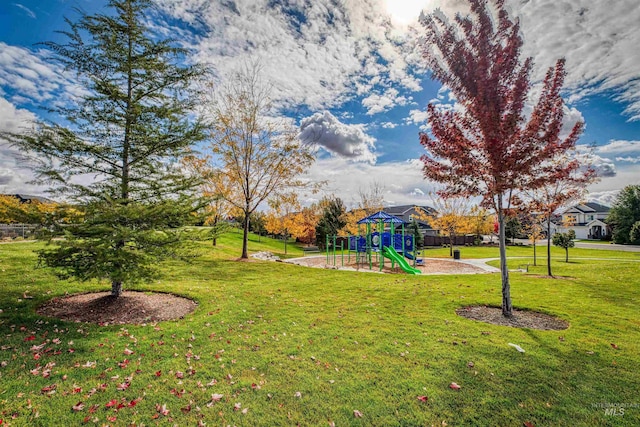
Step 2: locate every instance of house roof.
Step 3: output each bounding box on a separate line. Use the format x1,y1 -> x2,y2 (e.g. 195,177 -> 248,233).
563,202 -> 610,215
383,204 -> 435,215
3,194 -> 55,204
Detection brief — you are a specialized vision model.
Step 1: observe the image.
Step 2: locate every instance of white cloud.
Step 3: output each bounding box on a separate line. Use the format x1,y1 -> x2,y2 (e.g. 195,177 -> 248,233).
597,140 -> 640,154
13,3 -> 36,19
507,0 -> 640,121
405,108 -> 430,130
0,97 -> 39,193
305,156 -> 437,208
0,42 -> 87,108
380,121 -> 398,129
586,190 -> 619,207
415,1 -> 640,121
587,163 -> 640,205
158,0 -> 424,111
299,111 -> 376,163
361,87 -> 411,115
615,156 -> 640,164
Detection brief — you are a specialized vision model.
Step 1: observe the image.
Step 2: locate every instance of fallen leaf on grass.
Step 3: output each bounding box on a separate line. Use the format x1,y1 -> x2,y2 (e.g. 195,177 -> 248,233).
155,403 -> 170,416
72,402 -> 85,411
105,399 -> 118,408
417,396 -> 428,402
123,348 -> 134,355
353,410 -> 363,418
449,382 -> 461,390
211,393 -> 224,402
116,382 -> 130,391
610,343 -> 619,350
523,422 -> 535,427
41,384 -> 57,394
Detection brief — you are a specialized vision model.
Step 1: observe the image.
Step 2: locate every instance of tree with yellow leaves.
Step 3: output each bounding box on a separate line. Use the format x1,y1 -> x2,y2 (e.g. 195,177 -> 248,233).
182,154 -> 234,246
265,193 -> 300,254
425,196 -> 472,256
0,195 -> 24,224
201,63 -> 315,258
467,205 -> 494,242
341,182 -> 385,236
0,195 -> 59,226
522,212 -> 546,266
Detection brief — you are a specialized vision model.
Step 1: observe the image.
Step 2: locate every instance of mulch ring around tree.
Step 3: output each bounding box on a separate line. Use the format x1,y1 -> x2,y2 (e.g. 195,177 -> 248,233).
37,291 -> 197,325
456,305 -> 569,330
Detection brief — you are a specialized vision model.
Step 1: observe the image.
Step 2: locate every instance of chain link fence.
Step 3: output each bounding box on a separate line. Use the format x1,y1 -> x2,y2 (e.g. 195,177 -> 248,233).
0,224 -> 38,240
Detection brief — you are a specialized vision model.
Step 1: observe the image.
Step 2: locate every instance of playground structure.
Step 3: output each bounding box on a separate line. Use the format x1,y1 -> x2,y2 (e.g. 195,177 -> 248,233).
325,211 -> 422,274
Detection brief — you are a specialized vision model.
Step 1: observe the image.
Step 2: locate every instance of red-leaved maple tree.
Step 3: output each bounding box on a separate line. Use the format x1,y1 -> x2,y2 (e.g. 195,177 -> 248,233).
418,0 -> 585,316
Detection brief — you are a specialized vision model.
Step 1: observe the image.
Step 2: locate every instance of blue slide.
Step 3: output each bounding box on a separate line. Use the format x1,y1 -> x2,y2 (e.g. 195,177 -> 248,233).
403,251 -> 424,265
381,246 -> 422,275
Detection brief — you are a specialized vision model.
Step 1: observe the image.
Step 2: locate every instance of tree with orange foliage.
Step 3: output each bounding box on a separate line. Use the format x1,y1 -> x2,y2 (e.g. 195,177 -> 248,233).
419,0 -> 586,316
265,193 -> 300,254
289,205 -> 320,245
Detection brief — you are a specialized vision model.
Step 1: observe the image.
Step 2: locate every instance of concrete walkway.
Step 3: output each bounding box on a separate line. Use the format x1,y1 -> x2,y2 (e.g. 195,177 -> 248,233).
446,257 -> 501,273
512,238 -> 640,252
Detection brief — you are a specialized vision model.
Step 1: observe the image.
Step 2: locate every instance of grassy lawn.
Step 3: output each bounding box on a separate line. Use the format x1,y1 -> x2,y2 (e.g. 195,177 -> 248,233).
1,234 -> 639,426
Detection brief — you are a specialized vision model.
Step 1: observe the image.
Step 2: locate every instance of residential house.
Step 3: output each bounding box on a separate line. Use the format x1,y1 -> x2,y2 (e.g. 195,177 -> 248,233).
383,205 -> 437,236
558,202 -> 611,240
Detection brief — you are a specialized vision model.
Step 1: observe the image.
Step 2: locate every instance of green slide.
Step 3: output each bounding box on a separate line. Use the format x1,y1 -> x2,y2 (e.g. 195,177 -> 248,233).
382,246 -> 422,275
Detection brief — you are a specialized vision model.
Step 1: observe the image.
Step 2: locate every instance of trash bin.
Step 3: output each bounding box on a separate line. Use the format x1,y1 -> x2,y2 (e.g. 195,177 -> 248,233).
453,249 -> 460,260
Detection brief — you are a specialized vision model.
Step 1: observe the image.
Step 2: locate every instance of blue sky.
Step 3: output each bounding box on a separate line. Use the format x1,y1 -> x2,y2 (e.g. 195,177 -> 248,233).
1,0 -> 639,208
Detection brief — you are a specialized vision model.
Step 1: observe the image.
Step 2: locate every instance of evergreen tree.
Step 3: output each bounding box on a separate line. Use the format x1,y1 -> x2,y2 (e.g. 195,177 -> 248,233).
409,218 -> 423,249
608,185 -> 640,244
4,0 -> 206,296
316,197 -> 346,250
629,221 -> 640,245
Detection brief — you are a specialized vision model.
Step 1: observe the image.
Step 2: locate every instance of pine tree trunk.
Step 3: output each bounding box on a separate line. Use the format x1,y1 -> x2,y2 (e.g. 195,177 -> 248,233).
533,237 -> 537,266
498,203 -> 513,317
241,211 -> 250,259
111,280 -> 123,297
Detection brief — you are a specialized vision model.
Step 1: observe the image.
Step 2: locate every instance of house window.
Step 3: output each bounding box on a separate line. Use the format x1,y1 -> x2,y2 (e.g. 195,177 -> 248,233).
588,215 -> 594,221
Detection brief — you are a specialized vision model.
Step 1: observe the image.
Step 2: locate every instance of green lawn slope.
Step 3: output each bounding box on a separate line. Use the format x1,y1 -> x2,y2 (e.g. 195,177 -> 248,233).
0,233 -> 638,426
